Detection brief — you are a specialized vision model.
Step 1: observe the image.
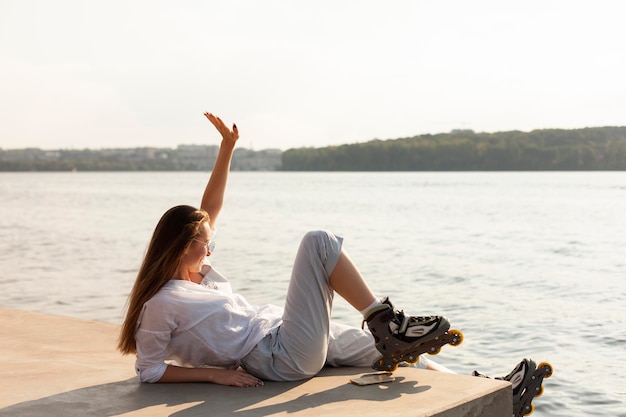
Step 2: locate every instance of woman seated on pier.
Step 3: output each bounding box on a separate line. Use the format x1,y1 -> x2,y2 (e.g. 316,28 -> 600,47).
118,113 -> 548,417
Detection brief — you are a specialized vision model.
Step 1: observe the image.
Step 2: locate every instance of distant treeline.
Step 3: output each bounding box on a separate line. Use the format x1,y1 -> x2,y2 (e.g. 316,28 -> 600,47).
281,127 -> 626,171
3,126 -> 626,171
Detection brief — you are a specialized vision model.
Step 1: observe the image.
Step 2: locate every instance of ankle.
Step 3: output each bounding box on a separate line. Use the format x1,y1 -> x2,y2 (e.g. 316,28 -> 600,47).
360,298 -> 387,320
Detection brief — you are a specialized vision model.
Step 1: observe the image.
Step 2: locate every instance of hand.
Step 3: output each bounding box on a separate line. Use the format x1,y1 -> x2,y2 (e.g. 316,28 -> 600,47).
204,112 -> 239,147
213,368 -> 264,388
158,364 -> 264,387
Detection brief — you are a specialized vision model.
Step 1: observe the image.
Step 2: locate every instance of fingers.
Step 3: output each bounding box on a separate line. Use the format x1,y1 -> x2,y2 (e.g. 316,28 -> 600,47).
216,368 -> 263,388
238,374 -> 264,388
203,112 -> 227,129
241,380 -> 264,388
204,112 -> 221,129
203,112 -> 239,141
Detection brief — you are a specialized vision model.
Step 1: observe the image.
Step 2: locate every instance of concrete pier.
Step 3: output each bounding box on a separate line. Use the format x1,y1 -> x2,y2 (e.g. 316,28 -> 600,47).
0,308 -> 511,416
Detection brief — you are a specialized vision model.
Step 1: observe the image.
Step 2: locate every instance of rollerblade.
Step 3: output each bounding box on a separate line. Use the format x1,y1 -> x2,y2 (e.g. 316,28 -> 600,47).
473,358 -> 553,417
363,297 -> 463,372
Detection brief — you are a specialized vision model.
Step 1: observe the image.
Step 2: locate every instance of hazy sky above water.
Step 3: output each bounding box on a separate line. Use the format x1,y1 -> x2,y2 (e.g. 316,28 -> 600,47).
1,0 -> 625,151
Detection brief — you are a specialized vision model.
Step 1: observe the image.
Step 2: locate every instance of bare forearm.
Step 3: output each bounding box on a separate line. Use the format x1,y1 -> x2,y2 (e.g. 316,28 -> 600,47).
201,140 -> 235,225
157,364 -> 263,387
200,112 -> 239,228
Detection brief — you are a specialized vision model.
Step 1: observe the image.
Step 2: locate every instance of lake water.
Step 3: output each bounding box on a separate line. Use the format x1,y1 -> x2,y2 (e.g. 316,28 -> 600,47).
1,171 -> 624,416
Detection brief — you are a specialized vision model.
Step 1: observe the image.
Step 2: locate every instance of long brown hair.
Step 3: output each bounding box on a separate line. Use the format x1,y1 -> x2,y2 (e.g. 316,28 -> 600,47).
118,205 -> 210,354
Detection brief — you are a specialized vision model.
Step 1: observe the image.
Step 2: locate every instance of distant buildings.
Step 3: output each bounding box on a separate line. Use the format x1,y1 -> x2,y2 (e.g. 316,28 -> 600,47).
232,148 -> 282,171
0,145 -> 283,171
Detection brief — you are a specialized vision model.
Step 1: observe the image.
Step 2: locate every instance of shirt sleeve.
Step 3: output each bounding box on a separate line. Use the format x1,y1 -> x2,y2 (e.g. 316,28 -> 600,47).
134,302 -> 176,383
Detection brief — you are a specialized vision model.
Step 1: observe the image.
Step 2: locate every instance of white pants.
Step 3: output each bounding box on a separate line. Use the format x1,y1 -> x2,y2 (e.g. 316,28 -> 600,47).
240,230 -> 380,381
240,230 -> 443,381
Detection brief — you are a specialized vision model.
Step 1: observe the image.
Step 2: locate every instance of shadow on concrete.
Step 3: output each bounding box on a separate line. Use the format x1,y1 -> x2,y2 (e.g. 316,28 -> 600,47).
0,369 -> 429,417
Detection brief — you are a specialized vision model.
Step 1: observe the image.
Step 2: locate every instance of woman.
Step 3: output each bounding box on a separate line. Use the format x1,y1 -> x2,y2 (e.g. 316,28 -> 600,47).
118,111 -> 456,387
118,113 -> 548,417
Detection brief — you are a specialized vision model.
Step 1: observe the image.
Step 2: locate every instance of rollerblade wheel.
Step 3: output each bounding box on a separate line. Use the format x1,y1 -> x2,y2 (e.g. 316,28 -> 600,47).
537,362 -> 553,378
449,329 -> 464,346
383,361 -> 399,372
427,346 -> 442,355
534,384 -> 544,398
404,355 -> 419,364
523,402 -> 534,416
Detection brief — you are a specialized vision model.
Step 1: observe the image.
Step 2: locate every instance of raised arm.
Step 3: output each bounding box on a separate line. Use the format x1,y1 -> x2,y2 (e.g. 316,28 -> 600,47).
201,112 -> 239,229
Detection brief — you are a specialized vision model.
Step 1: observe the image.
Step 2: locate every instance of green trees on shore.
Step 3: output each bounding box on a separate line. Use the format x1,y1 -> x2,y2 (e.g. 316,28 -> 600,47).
281,127 -> 626,171
3,126 -> 625,171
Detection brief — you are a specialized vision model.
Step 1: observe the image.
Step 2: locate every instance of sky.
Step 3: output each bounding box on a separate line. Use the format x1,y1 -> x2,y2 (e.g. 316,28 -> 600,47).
1,0 -> 625,151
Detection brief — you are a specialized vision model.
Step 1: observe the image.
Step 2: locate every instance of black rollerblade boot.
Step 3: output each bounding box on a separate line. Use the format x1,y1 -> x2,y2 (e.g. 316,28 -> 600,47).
473,358 -> 553,417
364,297 -> 463,372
